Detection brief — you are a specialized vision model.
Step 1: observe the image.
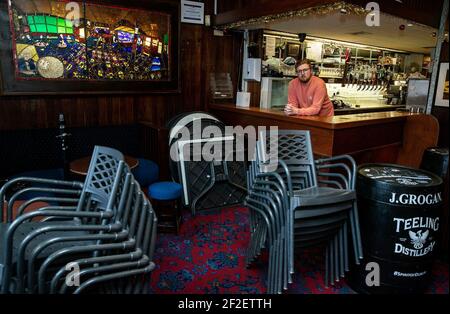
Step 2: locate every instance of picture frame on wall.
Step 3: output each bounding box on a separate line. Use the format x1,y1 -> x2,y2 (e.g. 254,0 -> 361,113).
435,62 -> 449,108
0,0 -> 180,95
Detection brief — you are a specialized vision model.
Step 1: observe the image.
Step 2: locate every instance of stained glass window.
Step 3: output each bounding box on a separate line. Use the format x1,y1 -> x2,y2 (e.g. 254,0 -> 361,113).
26,15 -> 74,34
10,0 -> 171,82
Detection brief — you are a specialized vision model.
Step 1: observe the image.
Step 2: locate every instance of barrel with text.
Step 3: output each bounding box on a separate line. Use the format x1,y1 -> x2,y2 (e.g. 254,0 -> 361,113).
348,164 -> 443,294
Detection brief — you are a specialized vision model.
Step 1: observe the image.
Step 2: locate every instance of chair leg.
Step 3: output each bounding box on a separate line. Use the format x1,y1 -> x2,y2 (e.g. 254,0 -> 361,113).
175,199 -> 182,235
352,201 -> 363,260
339,225 -> 345,278
330,240 -> 335,286
334,233 -> 339,283
343,221 -> 349,272
332,233 -> 340,282
348,205 -> 360,264
282,228 -> 289,291
325,245 -> 329,288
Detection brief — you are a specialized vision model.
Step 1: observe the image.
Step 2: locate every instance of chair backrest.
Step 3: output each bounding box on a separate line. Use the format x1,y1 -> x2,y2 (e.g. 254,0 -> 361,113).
258,130 -> 318,189
79,146 -> 124,211
168,112 -> 225,183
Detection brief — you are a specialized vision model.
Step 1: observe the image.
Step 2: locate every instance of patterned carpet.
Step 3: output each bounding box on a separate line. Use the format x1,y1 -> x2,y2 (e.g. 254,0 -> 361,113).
149,206 -> 449,294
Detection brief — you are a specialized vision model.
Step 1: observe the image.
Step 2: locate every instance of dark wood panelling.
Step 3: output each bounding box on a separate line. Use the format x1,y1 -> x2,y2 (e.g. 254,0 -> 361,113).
135,94 -> 180,128
246,30 -> 263,107
396,114 -> 439,168
333,122 -> 404,156
247,81 -> 261,107
0,95 -> 137,129
180,24 -> 204,113
139,122 -> 170,180
432,42 -> 449,149
433,106 -> 449,148
205,30 -> 243,107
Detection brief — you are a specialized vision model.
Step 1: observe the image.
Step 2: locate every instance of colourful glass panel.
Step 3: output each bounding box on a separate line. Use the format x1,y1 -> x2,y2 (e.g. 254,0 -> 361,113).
34,15 -> 45,24
36,24 -> 47,33
46,16 -> 57,25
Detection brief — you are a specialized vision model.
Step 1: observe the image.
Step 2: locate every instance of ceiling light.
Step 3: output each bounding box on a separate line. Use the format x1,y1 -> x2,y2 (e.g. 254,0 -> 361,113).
407,23 -> 413,27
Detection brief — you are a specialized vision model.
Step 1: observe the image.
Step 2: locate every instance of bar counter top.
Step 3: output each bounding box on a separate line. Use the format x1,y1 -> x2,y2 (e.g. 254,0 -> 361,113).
210,103 -> 412,129
209,103 -> 434,165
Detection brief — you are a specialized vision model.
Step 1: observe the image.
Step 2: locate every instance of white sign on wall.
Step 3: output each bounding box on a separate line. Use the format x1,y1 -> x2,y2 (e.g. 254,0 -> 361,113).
265,37 -> 276,58
181,0 -> 204,25
435,62 -> 449,108
306,42 -> 323,63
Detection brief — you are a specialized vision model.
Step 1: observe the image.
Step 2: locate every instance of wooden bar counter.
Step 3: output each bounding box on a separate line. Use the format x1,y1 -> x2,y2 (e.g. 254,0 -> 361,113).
210,103 -> 439,166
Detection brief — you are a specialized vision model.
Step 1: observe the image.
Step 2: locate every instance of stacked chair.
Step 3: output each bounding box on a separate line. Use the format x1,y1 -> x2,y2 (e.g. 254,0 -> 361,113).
245,130 -> 363,294
0,146 -> 157,294
167,111 -> 247,215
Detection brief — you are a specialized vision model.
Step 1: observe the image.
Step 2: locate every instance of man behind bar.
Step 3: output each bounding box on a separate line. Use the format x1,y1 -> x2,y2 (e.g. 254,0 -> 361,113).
284,59 -> 334,117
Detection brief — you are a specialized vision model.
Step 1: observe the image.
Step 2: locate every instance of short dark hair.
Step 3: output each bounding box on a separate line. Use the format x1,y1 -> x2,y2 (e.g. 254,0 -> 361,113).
295,59 -> 312,70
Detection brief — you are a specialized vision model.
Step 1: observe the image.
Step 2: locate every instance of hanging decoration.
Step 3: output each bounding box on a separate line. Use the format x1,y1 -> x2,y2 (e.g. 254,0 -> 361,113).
218,1 -> 436,33
218,2 -> 367,30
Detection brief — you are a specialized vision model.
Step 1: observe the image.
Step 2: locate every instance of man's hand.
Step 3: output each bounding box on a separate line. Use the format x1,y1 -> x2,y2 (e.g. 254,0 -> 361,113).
284,103 -> 299,116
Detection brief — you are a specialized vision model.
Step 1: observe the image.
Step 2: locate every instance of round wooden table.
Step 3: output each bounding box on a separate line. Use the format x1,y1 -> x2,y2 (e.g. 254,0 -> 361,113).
69,155 -> 139,176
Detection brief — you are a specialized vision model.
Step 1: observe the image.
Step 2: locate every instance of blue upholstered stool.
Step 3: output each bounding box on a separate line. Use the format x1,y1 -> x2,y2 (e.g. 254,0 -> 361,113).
148,182 -> 183,234
132,159 -> 159,188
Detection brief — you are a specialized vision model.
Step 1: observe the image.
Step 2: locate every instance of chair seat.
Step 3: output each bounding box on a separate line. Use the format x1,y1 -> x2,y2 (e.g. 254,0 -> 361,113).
294,201 -> 353,219
0,221 -> 94,265
148,182 -> 182,201
294,210 -> 349,226
292,187 -> 355,207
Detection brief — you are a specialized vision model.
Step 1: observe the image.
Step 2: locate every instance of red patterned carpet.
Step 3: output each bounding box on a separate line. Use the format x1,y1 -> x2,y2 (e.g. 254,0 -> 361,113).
149,206 -> 449,294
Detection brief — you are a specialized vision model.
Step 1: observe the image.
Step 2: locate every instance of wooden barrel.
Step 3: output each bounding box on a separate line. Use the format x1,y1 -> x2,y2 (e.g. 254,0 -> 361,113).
348,163 -> 443,294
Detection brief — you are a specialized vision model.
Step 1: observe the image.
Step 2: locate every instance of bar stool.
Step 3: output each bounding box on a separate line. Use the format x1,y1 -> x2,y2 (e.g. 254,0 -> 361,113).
148,181 -> 183,234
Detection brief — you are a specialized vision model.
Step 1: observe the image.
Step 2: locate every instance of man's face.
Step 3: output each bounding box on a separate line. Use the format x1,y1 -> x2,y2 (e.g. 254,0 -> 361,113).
297,64 -> 312,83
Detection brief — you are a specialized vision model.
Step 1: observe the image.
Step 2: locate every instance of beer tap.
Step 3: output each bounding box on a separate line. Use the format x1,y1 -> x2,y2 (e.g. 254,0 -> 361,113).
363,66 -> 370,91
357,68 -> 364,91
370,65 -> 377,90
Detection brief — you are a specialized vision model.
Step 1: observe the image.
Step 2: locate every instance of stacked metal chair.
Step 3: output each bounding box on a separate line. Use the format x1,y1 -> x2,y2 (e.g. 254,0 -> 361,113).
245,130 -> 363,294
0,146 -> 157,294
167,111 -> 247,215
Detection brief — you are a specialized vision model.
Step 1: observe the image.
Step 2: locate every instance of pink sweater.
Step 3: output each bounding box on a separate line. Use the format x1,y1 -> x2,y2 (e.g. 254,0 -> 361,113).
288,76 -> 334,117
